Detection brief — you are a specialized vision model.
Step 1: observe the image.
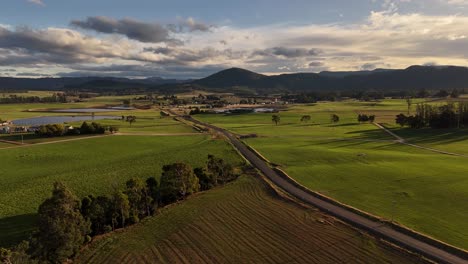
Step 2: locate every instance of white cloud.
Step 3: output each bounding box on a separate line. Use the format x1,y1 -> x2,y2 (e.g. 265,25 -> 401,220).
27,0 -> 45,6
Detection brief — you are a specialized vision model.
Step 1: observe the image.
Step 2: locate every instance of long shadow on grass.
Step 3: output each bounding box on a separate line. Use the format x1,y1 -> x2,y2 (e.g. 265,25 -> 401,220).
0,213 -> 37,247
346,128 -> 396,140
389,127 -> 468,146
326,122 -> 360,127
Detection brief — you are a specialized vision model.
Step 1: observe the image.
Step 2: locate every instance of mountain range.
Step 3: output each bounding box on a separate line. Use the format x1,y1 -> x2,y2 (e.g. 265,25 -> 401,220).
1,65 -> 468,94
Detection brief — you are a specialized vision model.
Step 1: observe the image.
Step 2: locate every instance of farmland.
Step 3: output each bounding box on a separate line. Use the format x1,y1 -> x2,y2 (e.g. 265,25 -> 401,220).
195,99 -> 468,249
76,175 -> 421,264
0,135 -> 243,246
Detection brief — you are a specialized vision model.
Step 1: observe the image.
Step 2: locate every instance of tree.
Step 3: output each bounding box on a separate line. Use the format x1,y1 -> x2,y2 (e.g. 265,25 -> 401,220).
300,115 -> 311,122
111,191 -> 130,230
31,182 -> 90,263
146,177 -> 159,213
330,114 -> 340,123
194,167 -> 216,191
451,89 -> 460,98
108,126 -> 119,134
125,178 -> 152,221
159,163 -> 199,205
395,114 -> 408,127
1,241 -> 36,264
272,114 -> 280,125
81,195 -> 113,235
406,97 -> 412,115
206,155 -> 236,185
126,116 -> 137,126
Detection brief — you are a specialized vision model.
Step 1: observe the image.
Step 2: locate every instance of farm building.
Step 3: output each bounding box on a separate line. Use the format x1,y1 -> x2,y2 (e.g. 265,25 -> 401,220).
0,126 -> 10,134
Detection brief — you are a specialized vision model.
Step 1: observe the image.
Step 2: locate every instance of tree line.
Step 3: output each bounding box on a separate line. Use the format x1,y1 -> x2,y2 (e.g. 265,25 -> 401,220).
0,94 -> 67,104
0,155 -> 237,264
396,102 -> 468,129
35,122 -> 113,137
357,114 -> 376,123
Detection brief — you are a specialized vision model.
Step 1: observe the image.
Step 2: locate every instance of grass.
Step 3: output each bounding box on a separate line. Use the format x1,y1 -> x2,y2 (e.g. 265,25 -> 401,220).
0,135 -> 243,247
195,99 -> 468,249
76,176 -> 420,264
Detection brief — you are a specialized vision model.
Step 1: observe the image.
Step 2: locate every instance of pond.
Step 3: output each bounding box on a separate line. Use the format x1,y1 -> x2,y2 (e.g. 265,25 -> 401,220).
49,107 -> 134,113
12,116 -> 119,126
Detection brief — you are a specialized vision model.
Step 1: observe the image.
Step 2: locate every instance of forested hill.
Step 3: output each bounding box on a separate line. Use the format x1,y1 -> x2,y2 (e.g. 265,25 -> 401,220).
0,77 -> 183,91
191,66 -> 468,93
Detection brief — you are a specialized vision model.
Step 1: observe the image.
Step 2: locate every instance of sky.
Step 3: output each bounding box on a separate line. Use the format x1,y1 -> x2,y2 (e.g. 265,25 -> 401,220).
1,0 -> 468,78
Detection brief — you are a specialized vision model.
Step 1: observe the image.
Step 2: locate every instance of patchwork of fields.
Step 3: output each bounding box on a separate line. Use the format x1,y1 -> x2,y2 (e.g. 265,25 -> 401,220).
1,98 -> 466,263
76,176 -> 421,264
196,100 -> 468,249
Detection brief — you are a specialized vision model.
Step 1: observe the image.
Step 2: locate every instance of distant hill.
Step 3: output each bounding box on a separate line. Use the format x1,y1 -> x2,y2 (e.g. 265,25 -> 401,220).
193,68 -> 266,88
2,65 -> 468,94
192,65 -> 468,93
318,68 -> 395,78
0,77 -> 184,91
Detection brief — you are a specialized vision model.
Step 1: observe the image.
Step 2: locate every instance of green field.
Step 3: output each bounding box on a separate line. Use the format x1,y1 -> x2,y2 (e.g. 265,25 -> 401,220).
0,135 -> 243,247
77,176 -> 420,264
196,100 -> 468,249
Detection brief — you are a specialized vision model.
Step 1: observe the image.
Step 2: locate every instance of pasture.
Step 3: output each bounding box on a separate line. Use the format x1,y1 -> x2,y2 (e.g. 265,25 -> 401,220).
0,135 -> 243,246
76,176 -> 420,264
196,99 -> 468,249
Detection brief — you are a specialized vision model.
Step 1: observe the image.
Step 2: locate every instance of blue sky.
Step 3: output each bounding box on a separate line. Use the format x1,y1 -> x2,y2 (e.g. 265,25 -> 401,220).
1,0 -> 468,78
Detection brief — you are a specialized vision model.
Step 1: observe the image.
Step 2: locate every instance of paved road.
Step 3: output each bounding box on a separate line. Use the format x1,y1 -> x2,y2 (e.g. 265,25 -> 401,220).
185,116 -> 468,264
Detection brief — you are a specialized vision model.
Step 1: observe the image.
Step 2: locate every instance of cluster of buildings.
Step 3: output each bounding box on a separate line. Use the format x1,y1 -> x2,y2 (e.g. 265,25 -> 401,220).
0,121 -> 37,134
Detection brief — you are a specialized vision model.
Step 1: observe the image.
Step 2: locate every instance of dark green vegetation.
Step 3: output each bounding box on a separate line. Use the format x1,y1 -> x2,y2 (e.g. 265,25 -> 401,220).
30,182 -> 91,263
0,135 -> 243,247
195,100 -> 468,249
76,176 -> 420,264
396,102 -> 468,128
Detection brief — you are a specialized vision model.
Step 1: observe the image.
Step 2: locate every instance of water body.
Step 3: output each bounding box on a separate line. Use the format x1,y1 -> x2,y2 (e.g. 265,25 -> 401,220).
12,116 -> 119,126
50,107 -> 134,113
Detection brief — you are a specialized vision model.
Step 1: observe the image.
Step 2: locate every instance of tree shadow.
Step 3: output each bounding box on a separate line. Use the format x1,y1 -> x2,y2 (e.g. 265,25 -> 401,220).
326,122 -> 360,127
0,213 -> 37,247
389,127 -> 468,146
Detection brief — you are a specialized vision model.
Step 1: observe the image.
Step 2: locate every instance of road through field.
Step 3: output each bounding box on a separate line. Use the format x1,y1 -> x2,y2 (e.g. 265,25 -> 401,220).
185,115 -> 468,264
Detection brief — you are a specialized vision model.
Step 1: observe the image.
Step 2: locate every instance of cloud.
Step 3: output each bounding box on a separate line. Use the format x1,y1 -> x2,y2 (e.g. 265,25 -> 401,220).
446,0 -> 468,5
309,61 -> 324,67
253,47 -> 320,58
6,10 -> 468,78
27,0 -> 45,6
169,17 -> 214,32
70,16 -> 175,43
0,26 -> 155,67
70,16 -> 213,43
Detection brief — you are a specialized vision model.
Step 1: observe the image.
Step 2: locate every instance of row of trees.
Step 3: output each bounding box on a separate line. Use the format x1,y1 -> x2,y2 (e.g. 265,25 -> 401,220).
273,114 -> 340,125
396,102 -> 468,128
0,94 -> 67,104
1,155 -> 237,264
357,114 -> 376,123
36,122 -> 110,137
